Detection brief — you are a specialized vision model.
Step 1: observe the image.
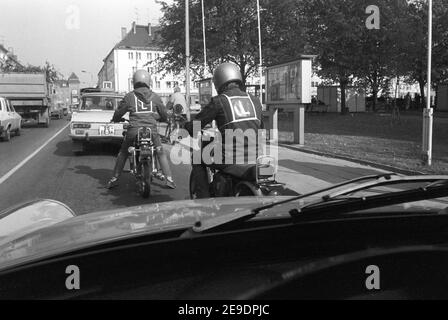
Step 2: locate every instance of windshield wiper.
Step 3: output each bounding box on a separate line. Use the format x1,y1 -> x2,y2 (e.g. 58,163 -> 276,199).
290,180 -> 448,218
183,174 -> 448,236
183,173 -> 398,235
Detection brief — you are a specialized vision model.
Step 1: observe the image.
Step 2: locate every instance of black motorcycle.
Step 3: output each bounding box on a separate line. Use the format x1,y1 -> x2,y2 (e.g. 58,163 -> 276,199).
128,126 -> 159,198
189,130 -> 284,199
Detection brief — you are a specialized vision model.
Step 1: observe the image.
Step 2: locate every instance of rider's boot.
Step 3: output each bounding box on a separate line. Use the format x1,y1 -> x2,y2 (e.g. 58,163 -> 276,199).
166,176 -> 176,189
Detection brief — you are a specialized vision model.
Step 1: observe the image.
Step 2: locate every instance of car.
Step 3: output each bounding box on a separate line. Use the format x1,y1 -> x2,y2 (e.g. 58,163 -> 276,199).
50,103 -> 64,119
0,96 -> 22,141
2,174 -> 448,300
69,90 -> 126,154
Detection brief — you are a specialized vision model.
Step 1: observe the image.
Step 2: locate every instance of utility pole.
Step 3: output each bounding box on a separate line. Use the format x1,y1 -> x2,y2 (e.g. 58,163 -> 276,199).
201,0 -> 207,76
185,0 -> 191,121
256,0 -> 263,101
422,0 -> 433,166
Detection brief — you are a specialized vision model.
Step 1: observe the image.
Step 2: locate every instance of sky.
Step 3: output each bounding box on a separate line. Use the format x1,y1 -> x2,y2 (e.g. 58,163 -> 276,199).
0,0 -> 171,86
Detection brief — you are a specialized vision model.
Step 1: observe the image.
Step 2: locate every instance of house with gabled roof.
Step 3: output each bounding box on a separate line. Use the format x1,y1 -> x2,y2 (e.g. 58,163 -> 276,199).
98,21 -> 199,104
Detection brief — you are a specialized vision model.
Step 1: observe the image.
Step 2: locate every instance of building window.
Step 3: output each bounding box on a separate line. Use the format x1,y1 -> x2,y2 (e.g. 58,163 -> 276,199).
128,52 -> 134,60
137,52 -> 141,60
147,53 -> 152,60
156,81 -> 161,89
166,81 -> 172,89
155,53 -> 160,59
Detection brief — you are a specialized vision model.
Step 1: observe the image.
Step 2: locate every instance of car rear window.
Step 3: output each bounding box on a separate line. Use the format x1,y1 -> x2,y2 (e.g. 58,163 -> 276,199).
80,96 -> 122,111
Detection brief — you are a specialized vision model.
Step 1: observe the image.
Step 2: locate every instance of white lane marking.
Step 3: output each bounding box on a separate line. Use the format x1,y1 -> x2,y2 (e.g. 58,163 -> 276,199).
0,122 -> 70,185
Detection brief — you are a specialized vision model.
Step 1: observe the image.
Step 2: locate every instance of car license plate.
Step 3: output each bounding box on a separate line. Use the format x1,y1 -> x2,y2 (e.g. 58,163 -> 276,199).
100,125 -> 115,136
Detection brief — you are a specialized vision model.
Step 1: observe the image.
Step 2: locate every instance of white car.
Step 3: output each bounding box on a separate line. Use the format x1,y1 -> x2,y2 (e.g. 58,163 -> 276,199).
69,91 -> 126,153
0,97 -> 22,141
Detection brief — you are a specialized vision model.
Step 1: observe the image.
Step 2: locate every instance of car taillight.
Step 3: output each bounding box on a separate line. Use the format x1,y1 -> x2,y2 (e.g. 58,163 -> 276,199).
72,123 -> 91,129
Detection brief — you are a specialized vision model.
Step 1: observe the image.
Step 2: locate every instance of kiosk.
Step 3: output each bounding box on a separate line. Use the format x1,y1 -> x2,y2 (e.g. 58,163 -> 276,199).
265,56 -> 314,144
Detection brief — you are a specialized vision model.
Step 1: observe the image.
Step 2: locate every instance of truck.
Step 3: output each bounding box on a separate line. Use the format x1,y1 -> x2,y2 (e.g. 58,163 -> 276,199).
0,73 -> 50,127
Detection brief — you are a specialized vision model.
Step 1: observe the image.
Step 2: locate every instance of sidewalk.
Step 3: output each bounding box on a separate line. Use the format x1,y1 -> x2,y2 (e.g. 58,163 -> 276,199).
275,145 -> 387,195
159,124 -> 387,196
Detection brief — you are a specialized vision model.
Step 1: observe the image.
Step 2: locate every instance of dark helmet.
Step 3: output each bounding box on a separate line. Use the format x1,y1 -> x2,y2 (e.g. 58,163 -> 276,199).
133,69 -> 152,88
212,63 -> 243,93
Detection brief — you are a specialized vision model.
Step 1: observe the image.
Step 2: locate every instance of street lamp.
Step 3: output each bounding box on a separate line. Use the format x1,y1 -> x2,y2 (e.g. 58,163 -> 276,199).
422,0 -> 433,166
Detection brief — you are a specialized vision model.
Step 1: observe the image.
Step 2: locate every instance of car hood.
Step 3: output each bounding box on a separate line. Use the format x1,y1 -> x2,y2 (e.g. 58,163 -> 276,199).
71,111 -> 119,124
0,197 -> 290,272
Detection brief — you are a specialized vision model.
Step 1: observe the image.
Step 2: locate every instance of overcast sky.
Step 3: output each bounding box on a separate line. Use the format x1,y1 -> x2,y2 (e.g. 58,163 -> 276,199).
0,0 -> 171,86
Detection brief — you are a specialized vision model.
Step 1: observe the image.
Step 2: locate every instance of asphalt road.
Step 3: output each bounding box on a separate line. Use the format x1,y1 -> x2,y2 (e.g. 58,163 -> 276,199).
0,117 -> 191,215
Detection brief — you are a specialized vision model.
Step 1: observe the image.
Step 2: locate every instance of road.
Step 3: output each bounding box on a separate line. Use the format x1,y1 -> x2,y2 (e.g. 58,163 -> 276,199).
0,117 -> 385,215
0,117 -> 191,215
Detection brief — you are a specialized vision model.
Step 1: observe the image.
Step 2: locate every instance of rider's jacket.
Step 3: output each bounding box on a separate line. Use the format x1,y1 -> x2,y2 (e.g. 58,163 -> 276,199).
112,87 -> 167,129
185,83 -> 264,165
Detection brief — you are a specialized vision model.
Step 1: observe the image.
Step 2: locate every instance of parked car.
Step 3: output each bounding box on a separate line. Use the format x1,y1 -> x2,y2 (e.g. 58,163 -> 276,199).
0,96 -> 22,141
69,90 -> 126,154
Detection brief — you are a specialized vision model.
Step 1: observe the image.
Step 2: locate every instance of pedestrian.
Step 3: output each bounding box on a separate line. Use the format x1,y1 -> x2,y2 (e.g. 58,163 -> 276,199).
167,86 -> 187,118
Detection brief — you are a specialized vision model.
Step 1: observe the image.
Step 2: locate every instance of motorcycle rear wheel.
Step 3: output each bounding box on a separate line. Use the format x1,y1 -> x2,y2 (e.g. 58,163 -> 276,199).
140,161 -> 152,199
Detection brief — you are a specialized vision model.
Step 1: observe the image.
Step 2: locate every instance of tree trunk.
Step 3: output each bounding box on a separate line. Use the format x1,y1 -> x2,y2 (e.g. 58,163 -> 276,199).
372,87 -> 378,112
418,77 -> 426,109
340,80 -> 348,114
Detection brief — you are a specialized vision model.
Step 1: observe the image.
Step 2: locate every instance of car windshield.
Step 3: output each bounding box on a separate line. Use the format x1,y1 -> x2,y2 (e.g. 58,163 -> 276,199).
80,96 -> 119,111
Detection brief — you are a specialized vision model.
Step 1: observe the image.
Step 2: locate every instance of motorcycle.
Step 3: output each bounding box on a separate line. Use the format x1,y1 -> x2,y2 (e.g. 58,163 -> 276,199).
189,130 -> 284,199
127,126 -> 160,199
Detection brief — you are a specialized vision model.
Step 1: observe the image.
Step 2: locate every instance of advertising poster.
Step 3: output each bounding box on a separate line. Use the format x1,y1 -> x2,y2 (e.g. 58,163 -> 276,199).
267,60 -> 303,104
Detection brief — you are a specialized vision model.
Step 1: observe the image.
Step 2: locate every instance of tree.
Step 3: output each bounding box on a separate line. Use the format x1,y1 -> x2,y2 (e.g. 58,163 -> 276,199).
353,0 -> 410,111
401,0 -> 448,108
0,60 -> 61,84
303,0 -> 368,114
156,0 -> 307,86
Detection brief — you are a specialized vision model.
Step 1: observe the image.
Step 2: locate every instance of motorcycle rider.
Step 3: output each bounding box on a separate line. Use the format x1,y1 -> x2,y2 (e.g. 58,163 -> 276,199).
107,69 -> 176,189
185,62 -> 264,198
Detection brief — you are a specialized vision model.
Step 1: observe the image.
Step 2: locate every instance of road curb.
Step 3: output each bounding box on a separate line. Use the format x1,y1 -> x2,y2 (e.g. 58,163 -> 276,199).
279,144 -> 424,176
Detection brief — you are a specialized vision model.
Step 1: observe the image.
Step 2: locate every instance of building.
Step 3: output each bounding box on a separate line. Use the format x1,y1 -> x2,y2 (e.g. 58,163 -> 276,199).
98,22 -> 199,105
49,72 -> 81,108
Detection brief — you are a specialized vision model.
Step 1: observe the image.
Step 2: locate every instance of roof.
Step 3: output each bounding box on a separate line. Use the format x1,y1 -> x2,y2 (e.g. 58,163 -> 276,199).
115,24 -> 162,50
67,72 -> 80,84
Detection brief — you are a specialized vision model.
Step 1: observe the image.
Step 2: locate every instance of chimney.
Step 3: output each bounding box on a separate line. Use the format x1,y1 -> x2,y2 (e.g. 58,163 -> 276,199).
132,21 -> 136,34
148,23 -> 152,37
121,27 -> 127,39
